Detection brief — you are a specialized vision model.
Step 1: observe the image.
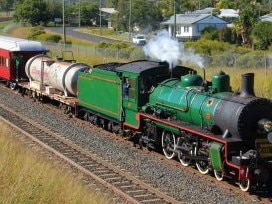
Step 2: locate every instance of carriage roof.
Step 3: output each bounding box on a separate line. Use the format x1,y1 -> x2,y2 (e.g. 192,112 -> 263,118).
0,35 -> 46,52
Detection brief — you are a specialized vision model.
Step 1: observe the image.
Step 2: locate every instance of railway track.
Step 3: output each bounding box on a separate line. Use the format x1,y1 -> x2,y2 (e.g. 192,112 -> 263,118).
1,83 -> 272,203
0,103 -> 182,204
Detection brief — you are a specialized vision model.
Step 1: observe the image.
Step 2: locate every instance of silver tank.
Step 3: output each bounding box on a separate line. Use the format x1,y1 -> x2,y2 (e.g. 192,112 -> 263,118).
25,54 -> 90,96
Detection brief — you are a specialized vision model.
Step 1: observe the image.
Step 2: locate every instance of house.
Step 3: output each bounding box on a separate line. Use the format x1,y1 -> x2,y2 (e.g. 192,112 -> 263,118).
161,13 -> 228,41
100,8 -> 118,28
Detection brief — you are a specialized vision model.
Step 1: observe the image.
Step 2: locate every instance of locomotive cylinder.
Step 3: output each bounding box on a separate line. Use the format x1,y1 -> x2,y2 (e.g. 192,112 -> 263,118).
25,54 -> 90,96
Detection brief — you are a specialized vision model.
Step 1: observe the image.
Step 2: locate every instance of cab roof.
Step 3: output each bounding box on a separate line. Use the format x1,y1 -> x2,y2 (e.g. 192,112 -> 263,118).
0,35 -> 47,52
116,60 -> 169,75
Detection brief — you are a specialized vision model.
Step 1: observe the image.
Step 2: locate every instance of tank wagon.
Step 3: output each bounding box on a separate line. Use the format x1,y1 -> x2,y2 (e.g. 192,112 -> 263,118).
19,54 -> 90,113
25,54 -> 90,96
78,60 -> 272,192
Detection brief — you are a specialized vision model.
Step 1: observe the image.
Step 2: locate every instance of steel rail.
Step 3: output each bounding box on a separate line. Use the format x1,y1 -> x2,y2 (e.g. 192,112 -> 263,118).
0,103 -> 182,204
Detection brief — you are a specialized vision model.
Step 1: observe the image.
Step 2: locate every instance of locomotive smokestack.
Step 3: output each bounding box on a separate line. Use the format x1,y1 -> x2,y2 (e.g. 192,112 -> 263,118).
240,73 -> 255,97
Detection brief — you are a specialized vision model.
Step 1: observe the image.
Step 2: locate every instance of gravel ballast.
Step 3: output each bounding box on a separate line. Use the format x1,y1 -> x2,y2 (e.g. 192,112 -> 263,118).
0,87 -> 253,204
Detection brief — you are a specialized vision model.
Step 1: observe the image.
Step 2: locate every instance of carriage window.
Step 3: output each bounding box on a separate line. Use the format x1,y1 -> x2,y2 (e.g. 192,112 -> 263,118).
0,57 -> 9,67
6,58 -> 9,67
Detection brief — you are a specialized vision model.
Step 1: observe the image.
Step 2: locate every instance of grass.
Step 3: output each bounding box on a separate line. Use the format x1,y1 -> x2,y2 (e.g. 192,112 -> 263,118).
202,67 -> 272,98
0,122 -> 112,204
76,27 -> 129,41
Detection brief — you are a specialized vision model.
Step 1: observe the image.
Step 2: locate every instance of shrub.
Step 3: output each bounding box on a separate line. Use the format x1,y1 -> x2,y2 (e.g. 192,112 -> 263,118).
37,34 -> 62,43
129,47 -> 145,60
27,26 -> 45,40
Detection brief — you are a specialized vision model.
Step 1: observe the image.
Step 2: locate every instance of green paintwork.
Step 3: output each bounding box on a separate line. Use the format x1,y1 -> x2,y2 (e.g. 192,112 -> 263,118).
149,79 -> 218,126
78,68 -> 122,121
180,73 -> 203,87
116,60 -> 176,128
78,60 -> 198,130
212,71 -> 231,92
209,142 -> 223,171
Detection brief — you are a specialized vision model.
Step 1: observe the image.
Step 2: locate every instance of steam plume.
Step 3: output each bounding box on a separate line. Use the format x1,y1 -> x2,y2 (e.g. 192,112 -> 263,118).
143,29 -> 204,68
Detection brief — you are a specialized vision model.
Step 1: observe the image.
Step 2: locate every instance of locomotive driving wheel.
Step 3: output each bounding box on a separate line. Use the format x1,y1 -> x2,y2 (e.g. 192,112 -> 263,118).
178,141 -> 192,167
195,148 -> 209,174
161,130 -> 176,159
214,170 -> 224,181
196,160 -> 209,174
239,178 -> 251,192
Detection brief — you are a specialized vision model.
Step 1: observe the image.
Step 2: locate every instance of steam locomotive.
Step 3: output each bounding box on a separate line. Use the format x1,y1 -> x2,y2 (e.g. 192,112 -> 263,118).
1,35 -> 272,192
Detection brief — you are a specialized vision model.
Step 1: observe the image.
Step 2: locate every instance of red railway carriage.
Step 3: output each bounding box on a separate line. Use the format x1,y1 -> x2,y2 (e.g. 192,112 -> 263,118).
0,35 -> 47,84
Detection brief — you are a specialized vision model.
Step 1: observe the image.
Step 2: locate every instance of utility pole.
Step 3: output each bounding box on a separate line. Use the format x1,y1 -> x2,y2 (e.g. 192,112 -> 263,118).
99,0 -> 102,35
128,0 -> 132,40
63,0 -> 66,46
79,0 -> 81,27
173,0 -> 176,38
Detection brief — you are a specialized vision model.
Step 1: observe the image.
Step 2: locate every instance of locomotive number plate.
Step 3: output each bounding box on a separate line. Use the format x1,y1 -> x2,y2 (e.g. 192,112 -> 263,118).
256,139 -> 272,158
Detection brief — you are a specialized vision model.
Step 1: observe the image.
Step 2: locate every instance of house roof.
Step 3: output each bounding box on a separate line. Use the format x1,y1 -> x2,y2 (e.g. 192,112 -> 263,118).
193,7 -> 215,14
260,13 -> 272,22
100,8 -> 117,14
218,9 -> 239,18
161,13 -> 227,25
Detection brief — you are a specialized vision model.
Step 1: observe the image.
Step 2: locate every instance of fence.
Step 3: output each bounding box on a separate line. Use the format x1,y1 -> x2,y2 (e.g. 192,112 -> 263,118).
43,41 -> 272,71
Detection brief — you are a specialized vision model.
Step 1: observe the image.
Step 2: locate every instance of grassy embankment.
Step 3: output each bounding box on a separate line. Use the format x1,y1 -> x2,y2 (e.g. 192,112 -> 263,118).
0,122 -> 112,204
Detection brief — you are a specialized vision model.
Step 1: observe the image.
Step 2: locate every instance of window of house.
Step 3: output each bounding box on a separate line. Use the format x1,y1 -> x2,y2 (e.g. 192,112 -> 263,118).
184,26 -> 189,33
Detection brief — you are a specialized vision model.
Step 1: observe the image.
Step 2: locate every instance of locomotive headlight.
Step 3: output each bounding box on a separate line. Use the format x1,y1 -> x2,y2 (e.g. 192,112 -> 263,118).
258,119 -> 272,132
263,120 -> 272,132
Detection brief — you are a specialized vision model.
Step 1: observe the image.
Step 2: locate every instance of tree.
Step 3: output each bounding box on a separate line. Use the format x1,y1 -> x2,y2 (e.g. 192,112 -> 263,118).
0,0 -> 14,15
200,25 -> 219,40
13,0 -> 52,26
65,2 -> 100,26
233,0 -> 259,48
252,21 -> 272,50
46,0 -> 62,23
115,0 -> 162,33
80,3 -> 99,26
219,27 -> 238,44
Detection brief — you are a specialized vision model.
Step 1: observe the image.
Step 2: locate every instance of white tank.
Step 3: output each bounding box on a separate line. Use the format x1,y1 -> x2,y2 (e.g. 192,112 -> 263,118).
25,54 -> 90,96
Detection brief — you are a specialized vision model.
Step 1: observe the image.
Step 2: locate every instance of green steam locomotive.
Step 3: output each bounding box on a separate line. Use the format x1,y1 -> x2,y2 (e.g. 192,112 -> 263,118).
78,60 -> 272,192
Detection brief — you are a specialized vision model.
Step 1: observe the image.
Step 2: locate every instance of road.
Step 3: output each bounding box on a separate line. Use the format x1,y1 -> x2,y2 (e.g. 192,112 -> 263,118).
46,27 -> 129,44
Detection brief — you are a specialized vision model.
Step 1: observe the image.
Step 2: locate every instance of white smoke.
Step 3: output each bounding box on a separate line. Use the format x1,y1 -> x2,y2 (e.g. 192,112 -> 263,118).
143,29 -> 204,69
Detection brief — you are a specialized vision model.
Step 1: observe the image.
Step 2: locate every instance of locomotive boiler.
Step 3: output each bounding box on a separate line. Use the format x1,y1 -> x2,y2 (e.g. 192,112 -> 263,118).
25,54 -> 90,96
140,70 -> 272,191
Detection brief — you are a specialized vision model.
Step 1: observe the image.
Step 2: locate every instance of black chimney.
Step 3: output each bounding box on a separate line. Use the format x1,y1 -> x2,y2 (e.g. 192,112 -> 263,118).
240,73 -> 255,97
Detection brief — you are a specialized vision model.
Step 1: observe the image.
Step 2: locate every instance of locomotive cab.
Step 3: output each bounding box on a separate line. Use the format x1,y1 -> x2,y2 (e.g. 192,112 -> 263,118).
116,60 -> 195,128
